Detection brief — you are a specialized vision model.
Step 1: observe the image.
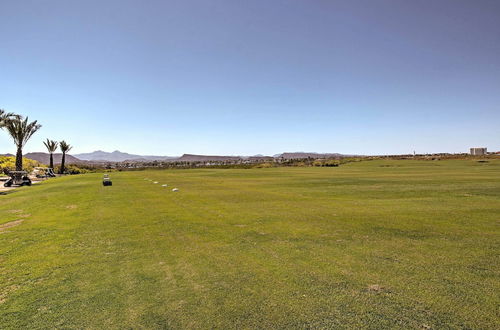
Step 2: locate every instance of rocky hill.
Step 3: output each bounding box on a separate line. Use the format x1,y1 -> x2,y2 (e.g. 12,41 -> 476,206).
24,153 -> 83,165
74,150 -> 176,162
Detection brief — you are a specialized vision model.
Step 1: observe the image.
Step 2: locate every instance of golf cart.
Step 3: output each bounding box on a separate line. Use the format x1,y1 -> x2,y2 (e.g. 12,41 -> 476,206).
4,171 -> 32,187
103,174 -> 112,186
32,167 -> 56,178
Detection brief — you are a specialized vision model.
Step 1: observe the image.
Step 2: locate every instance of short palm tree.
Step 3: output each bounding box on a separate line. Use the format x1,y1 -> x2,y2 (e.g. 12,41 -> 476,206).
43,139 -> 59,169
59,140 -> 72,174
4,117 -> 42,171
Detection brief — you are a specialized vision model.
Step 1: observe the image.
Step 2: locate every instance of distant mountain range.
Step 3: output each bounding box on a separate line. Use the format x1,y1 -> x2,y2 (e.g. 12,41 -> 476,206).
23,153 -> 83,165
73,150 -> 177,162
73,151 -> 250,162
3,150 -> 348,165
177,154 -> 241,162
279,152 -> 344,159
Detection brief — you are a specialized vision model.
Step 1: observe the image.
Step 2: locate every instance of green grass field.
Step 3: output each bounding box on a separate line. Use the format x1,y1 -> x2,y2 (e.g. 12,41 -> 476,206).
1,159 -> 499,329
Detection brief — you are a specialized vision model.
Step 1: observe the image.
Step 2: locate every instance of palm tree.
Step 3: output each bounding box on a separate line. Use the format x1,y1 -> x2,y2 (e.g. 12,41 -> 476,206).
4,117 -> 42,171
59,140 -> 72,174
43,139 -> 59,169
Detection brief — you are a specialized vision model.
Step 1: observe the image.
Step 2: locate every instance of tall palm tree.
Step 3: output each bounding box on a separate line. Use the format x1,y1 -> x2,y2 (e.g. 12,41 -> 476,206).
59,140 -> 72,174
4,117 -> 42,171
43,139 -> 59,169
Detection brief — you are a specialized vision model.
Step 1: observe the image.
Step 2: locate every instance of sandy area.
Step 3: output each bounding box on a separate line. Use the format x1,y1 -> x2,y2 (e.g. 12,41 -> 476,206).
0,178 -> 41,194
0,186 -> 15,193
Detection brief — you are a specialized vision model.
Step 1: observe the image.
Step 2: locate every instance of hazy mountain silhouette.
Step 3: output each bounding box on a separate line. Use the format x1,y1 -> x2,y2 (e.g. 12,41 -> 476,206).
74,150 -> 177,162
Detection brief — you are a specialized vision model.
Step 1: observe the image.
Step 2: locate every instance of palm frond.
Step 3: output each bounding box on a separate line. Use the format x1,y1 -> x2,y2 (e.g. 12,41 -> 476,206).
0,109 -> 21,128
43,139 -> 59,153
4,117 -> 42,148
60,140 -> 73,153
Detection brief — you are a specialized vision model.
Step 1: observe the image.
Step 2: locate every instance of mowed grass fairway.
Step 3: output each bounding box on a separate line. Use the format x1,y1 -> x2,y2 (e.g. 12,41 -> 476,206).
1,160 -> 499,329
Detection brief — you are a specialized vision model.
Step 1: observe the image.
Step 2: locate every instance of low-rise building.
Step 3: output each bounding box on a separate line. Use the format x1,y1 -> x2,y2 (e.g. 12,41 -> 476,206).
470,147 -> 487,156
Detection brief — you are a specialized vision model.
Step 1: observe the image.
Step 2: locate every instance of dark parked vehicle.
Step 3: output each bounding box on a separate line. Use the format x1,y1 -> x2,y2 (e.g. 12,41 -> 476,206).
4,171 -> 32,187
103,174 -> 112,186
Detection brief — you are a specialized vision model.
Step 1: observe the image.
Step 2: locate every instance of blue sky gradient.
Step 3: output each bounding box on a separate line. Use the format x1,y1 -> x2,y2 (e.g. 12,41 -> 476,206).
1,0 -> 499,155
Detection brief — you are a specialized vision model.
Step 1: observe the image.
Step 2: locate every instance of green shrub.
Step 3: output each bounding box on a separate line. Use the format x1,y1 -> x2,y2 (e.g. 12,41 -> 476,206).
53,164 -> 92,174
312,159 -> 340,167
253,162 -> 274,168
0,156 -> 40,174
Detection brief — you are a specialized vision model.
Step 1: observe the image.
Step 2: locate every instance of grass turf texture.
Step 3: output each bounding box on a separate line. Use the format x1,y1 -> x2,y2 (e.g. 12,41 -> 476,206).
0,159 -> 499,329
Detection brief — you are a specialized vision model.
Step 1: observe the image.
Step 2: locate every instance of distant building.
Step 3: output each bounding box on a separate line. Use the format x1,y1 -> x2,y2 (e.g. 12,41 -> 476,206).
470,147 -> 487,156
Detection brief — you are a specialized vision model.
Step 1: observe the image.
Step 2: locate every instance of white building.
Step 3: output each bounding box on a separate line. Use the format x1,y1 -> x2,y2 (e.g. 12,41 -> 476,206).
470,147 -> 487,156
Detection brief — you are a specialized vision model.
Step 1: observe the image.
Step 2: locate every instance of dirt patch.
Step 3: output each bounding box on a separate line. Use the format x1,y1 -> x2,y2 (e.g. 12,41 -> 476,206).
66,205 -> 78,209
0,284 -> 20,304
0,187 -> 15,193
234,224 -> 247,227
0,220 -> 24,233
367,284 -> 384,292
8,209 -> 23,214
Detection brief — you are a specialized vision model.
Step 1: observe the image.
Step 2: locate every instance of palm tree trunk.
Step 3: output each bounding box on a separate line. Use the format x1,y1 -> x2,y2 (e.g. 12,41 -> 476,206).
15,146 -> 23,171
49,153 -> 54,169
60,153 -> 66,174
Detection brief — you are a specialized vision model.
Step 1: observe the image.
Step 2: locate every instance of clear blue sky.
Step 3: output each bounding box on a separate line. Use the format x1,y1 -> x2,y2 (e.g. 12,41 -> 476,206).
1,0 -> 499,156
